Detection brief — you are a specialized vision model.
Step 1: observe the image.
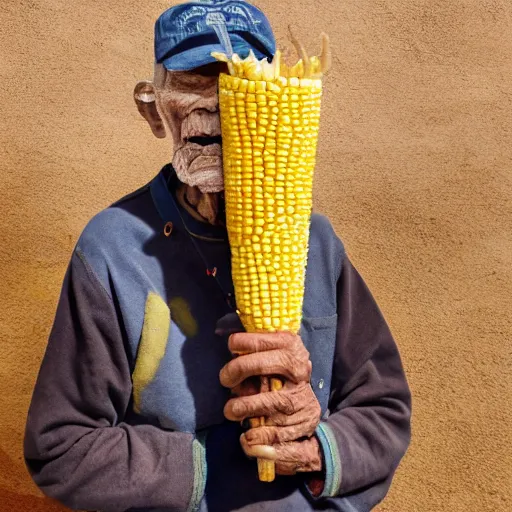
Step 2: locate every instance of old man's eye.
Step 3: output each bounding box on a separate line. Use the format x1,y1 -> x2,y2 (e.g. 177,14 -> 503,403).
194,62 -> 229,77
171,72 -> 215,90
172,63 -> 227,85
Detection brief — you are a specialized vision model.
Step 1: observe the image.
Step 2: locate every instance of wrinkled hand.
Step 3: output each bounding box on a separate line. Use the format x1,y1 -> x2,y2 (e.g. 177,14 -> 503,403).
241,432 -> 322,475
219,331 -> 323,474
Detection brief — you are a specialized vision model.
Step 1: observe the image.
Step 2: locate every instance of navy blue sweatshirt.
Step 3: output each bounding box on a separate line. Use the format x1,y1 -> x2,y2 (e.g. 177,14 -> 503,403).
24,165 -> 411,512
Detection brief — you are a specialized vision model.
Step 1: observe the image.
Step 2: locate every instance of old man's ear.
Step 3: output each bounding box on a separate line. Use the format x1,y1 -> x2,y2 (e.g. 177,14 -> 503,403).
134,81 -> 166,139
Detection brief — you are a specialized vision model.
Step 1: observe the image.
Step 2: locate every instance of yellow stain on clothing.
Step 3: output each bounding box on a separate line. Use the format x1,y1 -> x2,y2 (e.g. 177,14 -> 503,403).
132,292 -> 170,414
168,297 -> 198,338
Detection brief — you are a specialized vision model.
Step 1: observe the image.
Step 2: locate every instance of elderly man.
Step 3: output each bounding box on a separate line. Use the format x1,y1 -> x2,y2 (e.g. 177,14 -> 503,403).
24,1 -> 411,511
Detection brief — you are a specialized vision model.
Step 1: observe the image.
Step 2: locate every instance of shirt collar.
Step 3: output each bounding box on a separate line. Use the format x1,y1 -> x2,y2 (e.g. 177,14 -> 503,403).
150,164 -> 227,242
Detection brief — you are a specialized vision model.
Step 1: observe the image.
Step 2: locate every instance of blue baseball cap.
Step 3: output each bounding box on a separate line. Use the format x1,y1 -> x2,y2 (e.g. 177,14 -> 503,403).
155,0 -> 276,71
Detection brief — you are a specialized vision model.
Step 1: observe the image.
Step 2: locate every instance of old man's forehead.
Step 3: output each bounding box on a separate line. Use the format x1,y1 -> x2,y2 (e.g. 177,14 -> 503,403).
153,61 -> 228,90
153,62 -> 228,88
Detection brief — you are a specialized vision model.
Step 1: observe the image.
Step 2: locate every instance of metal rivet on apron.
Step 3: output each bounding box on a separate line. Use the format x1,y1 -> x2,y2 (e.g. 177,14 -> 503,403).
318,379 -> 324,389
164,222 -> 174,237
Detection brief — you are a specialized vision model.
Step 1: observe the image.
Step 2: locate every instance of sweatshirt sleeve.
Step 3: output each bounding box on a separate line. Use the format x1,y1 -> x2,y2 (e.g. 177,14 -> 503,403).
23,249 -> 206,512
313,256 -> 412,510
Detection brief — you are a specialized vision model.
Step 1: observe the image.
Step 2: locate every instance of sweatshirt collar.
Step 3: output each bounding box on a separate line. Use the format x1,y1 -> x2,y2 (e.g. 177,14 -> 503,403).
150,164 -> 227,242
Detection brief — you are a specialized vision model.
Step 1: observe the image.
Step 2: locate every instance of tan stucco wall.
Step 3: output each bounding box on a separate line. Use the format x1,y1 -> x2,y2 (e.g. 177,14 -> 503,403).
1,1 -> 511,511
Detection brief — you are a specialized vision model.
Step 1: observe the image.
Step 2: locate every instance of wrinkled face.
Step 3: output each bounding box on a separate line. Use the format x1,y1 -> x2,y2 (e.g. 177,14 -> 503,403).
154,62 -> 228,193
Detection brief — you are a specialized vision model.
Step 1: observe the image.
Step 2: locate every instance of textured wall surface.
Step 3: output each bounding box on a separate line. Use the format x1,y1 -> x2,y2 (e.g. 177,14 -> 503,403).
1,1 -> 511,511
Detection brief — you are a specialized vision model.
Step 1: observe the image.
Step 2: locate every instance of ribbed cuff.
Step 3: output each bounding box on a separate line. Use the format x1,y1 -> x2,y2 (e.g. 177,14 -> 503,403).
187,432 -> 208,512
313,422 -> 342,498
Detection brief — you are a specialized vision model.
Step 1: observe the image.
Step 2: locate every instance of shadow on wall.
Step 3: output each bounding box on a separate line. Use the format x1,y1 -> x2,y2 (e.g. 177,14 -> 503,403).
0,448 -> 70,512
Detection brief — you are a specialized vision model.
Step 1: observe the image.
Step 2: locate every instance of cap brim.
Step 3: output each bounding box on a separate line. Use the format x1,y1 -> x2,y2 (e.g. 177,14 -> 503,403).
161,35 -> 272,71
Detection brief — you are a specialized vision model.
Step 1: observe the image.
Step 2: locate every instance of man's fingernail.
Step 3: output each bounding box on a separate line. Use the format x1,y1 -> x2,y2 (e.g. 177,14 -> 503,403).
249,444 -> 277,460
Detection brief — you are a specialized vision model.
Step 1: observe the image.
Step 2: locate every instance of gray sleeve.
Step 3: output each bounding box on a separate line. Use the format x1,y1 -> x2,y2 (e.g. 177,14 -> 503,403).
23,250 -> 204,512
313,256 -> 412,510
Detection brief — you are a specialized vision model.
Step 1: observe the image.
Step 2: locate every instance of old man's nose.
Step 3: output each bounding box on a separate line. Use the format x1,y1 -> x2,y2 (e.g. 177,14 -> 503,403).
204,102 -> 219,114
184,94 -> 220,117
191,85 -> 219,111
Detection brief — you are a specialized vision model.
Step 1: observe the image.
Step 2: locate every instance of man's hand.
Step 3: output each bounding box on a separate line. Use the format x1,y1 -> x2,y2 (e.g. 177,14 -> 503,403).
219,331 -> 323,474
240,433 -> 323,475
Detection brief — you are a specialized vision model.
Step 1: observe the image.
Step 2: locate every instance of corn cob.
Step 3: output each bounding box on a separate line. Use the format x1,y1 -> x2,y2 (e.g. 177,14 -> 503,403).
214,33 -> 330,482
